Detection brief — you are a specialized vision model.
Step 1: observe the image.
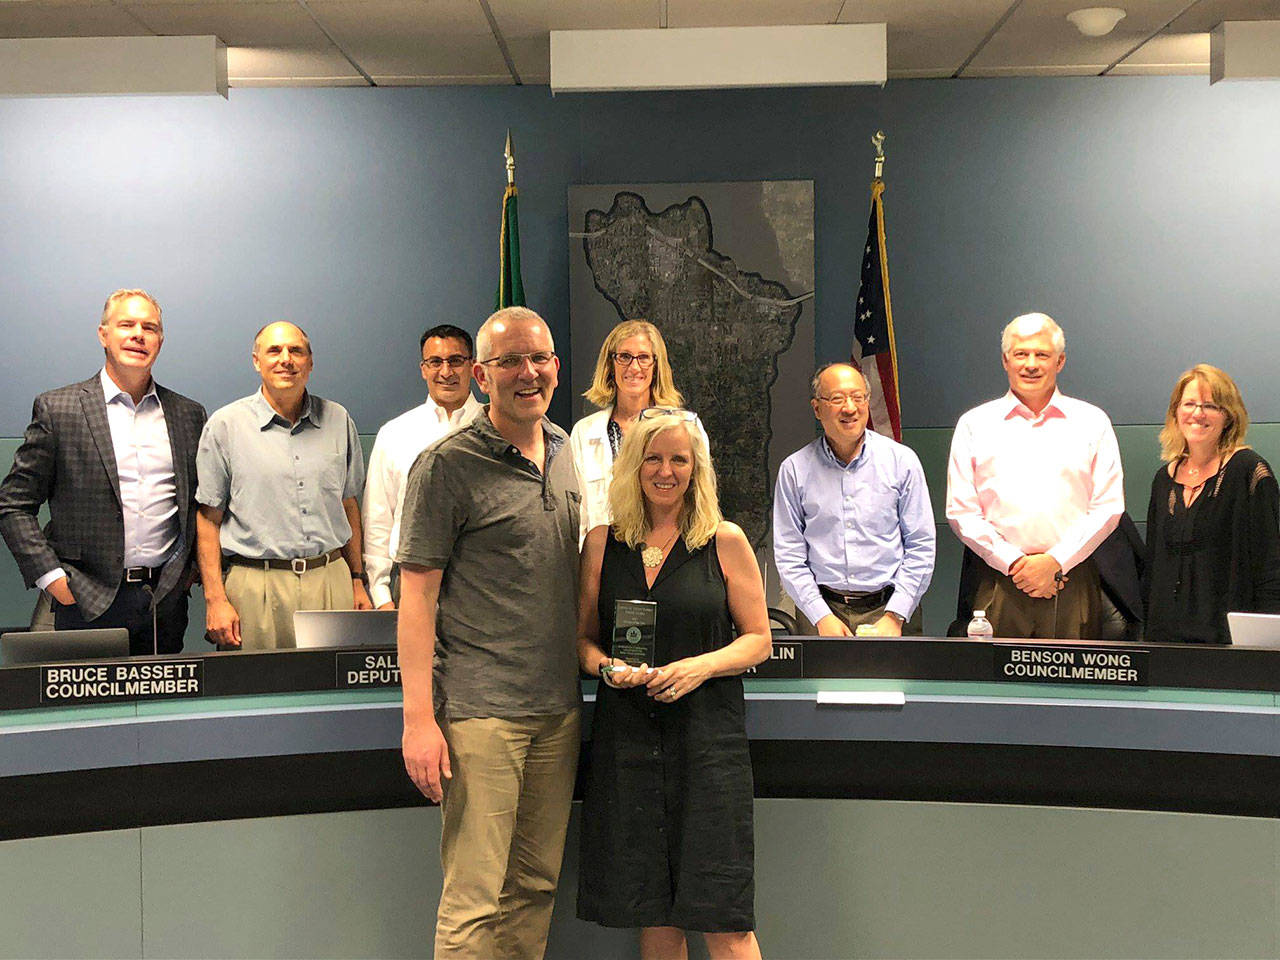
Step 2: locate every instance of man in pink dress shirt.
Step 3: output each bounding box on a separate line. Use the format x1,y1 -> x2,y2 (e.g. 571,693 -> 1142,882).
945,313 -> 1124,638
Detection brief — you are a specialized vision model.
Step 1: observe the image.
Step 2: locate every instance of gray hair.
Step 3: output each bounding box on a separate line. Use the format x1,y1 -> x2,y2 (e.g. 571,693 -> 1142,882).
1001,312 -> 1065,355
101,289 -> 161,327
253,321 -> 312,356
475,306 -> 553,362
810,361 -> 866,400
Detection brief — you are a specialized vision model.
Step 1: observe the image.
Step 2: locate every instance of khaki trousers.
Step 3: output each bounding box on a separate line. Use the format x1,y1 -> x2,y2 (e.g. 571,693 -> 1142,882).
796,595 -> 925,636
435,710 -> 580,960
222,555 -> 354,650
974,558 -> 1101,640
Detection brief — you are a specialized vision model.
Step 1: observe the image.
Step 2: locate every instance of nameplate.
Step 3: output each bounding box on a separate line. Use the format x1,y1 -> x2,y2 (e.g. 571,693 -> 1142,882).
994,644 -> 1148,686
744,641 -> 804,679
336,650 -> 401,688
40,660 -> 204,704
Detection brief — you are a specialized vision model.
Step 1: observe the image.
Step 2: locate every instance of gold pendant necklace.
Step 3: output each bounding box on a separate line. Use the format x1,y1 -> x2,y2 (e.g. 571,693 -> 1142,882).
641,528 -> 679,568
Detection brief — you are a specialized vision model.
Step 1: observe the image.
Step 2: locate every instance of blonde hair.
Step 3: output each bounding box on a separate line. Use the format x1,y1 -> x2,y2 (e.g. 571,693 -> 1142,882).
584,320 -> 683,410
1159,363 -> 1250,462
101,289 -> 161,327
608,413 -> 720,551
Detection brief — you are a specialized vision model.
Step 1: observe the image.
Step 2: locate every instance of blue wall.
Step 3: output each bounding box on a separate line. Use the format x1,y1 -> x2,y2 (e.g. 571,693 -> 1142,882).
1,78 -> 1278,629
2,78 -> 1278,436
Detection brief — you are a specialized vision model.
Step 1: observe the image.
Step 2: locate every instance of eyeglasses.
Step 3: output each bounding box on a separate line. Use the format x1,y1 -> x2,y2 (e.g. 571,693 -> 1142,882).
816,393 -> 870,407
1179,400 -> 1223,415
612,351 -> 654,369
478,351 -> 557,370
639,407 -> 697,422
421,354 -> 472,370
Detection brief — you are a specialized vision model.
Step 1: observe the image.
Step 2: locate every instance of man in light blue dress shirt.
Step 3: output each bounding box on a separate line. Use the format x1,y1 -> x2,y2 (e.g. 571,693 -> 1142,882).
773,363 -> 935,636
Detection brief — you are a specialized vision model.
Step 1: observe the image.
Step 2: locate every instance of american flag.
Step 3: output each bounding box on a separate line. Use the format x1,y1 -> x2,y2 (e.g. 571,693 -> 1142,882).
852,178 -> 901,442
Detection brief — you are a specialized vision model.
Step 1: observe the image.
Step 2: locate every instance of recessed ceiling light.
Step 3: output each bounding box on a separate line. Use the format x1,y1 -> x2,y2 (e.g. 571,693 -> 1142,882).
1066,7 -> 1127,37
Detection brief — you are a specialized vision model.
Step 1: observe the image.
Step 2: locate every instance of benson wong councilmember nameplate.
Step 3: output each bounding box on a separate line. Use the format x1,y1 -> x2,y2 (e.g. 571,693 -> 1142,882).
994,644 -> 1148,687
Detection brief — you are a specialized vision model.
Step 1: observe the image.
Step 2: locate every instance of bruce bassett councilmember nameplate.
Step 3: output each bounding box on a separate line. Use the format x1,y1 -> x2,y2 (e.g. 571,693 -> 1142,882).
994,644 -> 1148,687
612,600 -> 657,667
41,660 -> 203,704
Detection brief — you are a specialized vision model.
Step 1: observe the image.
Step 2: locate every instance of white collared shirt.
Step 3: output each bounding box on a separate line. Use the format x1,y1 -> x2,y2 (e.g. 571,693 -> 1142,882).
945,389 -> 1124,575
38,370 -> 179,591
362,392 -> 482,607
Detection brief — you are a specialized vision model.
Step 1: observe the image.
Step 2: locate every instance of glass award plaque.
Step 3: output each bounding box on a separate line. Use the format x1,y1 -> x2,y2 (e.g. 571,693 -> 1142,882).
611,600 -> 657,666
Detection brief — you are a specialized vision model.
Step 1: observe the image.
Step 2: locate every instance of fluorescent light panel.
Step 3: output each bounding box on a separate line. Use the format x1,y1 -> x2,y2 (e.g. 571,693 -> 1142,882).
1210,21 -> 1280,83
550,24 -> 887,93
0,36 -> 228,98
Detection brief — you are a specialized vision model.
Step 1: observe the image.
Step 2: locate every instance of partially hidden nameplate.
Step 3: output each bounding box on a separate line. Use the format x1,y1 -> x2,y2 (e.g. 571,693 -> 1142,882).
744,641 -> 804,679
994,644 -> 1148,686
336,650 -> 401,688
40,659 -> 204,705
612,600 -> 658,666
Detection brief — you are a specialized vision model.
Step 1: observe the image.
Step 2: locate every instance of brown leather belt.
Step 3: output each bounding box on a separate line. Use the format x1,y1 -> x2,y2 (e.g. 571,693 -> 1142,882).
819,584 -> 893,613
225,548 -> 343,575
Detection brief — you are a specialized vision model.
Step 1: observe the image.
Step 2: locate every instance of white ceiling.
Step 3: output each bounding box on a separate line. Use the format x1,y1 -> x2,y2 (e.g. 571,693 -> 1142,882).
1,0 -> 1278,86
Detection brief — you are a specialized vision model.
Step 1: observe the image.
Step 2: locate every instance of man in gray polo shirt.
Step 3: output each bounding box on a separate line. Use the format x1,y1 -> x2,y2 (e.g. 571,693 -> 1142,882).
397,306 -> 580,960
196,321 -> 371,650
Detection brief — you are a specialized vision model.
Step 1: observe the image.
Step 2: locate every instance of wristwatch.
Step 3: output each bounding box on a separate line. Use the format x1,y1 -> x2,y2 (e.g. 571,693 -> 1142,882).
352,570 -> 369,588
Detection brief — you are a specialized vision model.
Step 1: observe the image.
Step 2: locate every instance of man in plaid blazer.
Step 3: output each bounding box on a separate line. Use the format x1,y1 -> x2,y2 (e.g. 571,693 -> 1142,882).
0,290 -> 207,655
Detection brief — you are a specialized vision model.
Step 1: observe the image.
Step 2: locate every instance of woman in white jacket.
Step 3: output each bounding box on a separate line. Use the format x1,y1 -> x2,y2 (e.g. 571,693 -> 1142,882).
569,320 -> 706,543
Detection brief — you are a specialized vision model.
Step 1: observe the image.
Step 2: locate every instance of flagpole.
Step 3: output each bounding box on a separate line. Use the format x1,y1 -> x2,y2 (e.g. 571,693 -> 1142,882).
497,129 -> 526,308
871,129 -> 885,180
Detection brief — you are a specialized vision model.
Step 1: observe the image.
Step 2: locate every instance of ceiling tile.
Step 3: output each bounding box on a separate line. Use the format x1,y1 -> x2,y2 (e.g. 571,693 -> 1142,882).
123,2 -> 328,46
966,0 -> 1192,74
485,0 -> 655,80
0,0 -> 153,38
306,0 -> 507,79
838,1 -> 1011,78
1109,30 -> 1208,73
227,43 -> 365,84
666,0 -> 844,28
502,33 -> 548,83
485,0 -> 657,33
1116,30 -> 1210,64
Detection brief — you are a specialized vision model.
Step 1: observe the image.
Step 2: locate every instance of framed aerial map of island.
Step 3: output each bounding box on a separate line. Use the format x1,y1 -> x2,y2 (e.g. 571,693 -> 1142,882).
568,180 -> 816,549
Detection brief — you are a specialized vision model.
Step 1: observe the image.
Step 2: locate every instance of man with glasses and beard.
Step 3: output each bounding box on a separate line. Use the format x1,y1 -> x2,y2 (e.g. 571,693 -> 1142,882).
363,325 -> 480,610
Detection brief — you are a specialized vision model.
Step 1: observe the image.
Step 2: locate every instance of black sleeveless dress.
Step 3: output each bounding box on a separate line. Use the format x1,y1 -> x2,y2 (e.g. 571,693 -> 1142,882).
577,532 -> 755,933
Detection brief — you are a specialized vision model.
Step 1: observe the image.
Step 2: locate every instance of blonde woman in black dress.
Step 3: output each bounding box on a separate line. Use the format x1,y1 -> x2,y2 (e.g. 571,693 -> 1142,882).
1145,364 -> 1280,643
576,408 -> 771,960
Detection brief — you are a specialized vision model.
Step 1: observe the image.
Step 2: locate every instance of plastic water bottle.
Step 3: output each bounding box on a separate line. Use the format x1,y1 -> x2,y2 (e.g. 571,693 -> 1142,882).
967,609 -> 994,640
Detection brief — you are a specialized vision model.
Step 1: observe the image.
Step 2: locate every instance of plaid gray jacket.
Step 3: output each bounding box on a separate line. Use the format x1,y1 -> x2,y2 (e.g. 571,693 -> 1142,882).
0,376 -> 207,620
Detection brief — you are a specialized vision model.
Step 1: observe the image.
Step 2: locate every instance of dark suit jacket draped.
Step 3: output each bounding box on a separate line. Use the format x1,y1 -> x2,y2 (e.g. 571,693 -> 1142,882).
0,375 -> 207,621
945,513 -> 1148,640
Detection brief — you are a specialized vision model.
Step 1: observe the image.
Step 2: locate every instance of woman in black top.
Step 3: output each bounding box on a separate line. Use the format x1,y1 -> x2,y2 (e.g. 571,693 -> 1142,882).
1145,364 -> 1280,643
575,408 -> 771,960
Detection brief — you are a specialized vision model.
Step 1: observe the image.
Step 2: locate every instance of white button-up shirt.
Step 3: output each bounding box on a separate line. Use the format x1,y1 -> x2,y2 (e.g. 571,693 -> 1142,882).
362,393 -> 481,607
38,369 -> 178,591
945,389 -> 1124,575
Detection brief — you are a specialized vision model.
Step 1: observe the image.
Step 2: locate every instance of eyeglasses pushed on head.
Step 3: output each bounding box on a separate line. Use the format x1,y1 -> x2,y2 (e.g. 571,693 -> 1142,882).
639,406 -> 697,422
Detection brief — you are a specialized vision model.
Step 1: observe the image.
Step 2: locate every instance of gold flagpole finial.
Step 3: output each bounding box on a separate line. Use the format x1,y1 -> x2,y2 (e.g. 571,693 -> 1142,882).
504,129 -> 515,186
871,130 -> 885,180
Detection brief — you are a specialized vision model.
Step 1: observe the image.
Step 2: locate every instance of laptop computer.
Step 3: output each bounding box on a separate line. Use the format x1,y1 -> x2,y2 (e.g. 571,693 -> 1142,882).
293,609 -> 398,649
0,628 -> 130,665
1226,612 -> 1280,648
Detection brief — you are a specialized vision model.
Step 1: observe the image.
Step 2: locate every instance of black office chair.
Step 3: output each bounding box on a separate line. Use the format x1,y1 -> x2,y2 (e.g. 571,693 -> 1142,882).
768,608 -> 799,637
